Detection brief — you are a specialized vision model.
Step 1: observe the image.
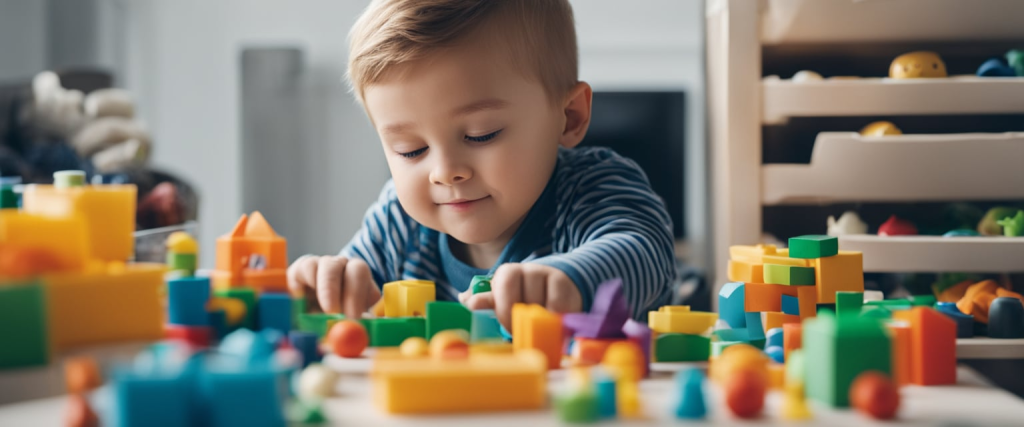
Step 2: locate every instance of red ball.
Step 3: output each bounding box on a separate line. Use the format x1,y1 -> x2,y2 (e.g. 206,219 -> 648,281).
724,369 -> 766,419
326,320 -> 368,358
850,371 -> 900,420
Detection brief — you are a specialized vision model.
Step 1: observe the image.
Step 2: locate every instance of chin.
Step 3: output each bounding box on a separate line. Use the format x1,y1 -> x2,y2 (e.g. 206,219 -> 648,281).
444,224 -> 504,245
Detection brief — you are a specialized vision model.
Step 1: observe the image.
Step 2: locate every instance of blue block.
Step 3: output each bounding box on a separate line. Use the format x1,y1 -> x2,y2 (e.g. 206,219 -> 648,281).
114,369 -> 193,427
674,368 -> 707,419
259,293 -> 293,334
288,331 -> 321,368
781,294 -> 800,316
208,308 -> 228,340
745,312 -> 764,340
595,376 -> 617,419
718,282 -> 746,328
167,277 -> 211,326
201,369 -> 286,427
936,302 -> 975,338
765,345 -> 785,364
766,327 -> 784,348
470,310 -> 503,342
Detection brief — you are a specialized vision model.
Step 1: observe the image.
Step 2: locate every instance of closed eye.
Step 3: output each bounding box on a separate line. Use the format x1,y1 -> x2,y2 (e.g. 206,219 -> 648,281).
398,147 -> 427,159
465,129 -> 502,143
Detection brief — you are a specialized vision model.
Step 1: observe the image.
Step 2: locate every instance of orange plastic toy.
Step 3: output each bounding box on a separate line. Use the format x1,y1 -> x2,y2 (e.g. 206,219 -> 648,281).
956,280 -> 1024,323
725,368 -> 766,419
893,307 -> 956,385
572,338 -> 623,366
511,303 -> 564,370
327,320 -> 369,358
211,211 -> 288,292
850,371 -> 900,420
783,323 -> 802,361
64,357 -> 102,394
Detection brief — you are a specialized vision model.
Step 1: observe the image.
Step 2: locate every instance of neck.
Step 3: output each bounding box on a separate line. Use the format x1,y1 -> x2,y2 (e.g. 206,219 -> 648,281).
448,215 -> 526,269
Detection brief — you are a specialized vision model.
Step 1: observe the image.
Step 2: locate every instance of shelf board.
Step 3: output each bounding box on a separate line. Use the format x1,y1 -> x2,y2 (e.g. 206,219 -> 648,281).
762,77 -> 1024,123
839,235 -> 1024,273
761,132 -> 1024,205
958,337 -> 1024,360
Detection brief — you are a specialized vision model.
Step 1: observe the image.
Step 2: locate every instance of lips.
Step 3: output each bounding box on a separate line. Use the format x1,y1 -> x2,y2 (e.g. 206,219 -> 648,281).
440,196 -> 488,205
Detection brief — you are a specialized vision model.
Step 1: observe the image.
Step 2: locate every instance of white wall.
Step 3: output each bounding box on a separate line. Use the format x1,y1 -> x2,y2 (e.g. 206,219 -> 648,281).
0,0 -> 47,82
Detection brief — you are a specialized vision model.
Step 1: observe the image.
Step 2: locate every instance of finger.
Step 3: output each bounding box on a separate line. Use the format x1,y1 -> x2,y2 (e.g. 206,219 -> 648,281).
458,289 -> 471,305
492,264 -> 524,330
287,255 -> 317,294
316,256 -> 347,314
342,258 -> 378,319
465,291 -> 496,310
546,272 -> 583,313
521,264 -> 548,306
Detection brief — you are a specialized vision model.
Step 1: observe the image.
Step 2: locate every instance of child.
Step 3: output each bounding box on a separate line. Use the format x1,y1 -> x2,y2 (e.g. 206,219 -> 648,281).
287,0 -> 676,330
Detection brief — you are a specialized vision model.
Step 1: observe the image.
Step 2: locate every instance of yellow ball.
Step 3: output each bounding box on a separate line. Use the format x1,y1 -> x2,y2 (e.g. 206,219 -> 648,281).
860,121 -> 903,136
399,337 -> 429,357
889,51 -> 947,78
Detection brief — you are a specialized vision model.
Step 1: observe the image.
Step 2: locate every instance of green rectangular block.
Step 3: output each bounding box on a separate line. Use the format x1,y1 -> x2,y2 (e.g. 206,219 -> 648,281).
291,296 -> 306,329
804,312 -> 891,408
835,291 -> 863,317
788,235 -> 839,259
763,263 -> 815,286
0,281 -> 49,368
297,312 -> 345,340
364,317 -> 426,347
214,287 -> 258,330
166,252 -> 197,273
908,294 -> 937,307
654,333 -> 710,362
425,301 -> 471,340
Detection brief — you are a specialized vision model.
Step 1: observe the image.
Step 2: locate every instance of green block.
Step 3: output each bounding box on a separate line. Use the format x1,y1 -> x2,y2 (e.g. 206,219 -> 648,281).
470,275 -> 491,294
555,390 -> 599,423
363,317 -> 426,347
297,313 -> 345,340
788,235 -> 839,259
166,252 -> 197,274
864,300 -> 912,311
804,311 -> 891,407
0,281 -> 49,368
763,263 -> 815,286
425,301 -> 471,340
291,296 -> 306,329
908,294 -> 937,307
214,287 -> 257,329
859,306 -> 892,319
835,291 -> 863,317
785,349 -> 805,385
0,186 -> 18,209
654,333 -> 711,362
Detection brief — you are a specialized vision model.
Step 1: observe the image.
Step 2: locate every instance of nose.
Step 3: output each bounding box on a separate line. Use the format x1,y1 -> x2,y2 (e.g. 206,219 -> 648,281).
429,153 -> 472,186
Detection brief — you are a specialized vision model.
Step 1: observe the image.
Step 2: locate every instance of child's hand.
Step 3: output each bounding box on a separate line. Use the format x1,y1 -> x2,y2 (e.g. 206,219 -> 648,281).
460,263 -> 582,331
287,255 -> 381,319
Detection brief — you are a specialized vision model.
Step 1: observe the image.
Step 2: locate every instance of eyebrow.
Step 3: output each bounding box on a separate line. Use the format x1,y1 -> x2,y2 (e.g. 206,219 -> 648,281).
379,98 -> 509,136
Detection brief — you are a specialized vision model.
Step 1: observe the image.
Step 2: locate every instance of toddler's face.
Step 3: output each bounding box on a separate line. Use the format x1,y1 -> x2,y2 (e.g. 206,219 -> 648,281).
363,39 -> 564,245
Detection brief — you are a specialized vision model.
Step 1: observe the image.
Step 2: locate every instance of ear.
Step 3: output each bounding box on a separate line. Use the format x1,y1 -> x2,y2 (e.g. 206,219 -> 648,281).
558,82 -> 593,149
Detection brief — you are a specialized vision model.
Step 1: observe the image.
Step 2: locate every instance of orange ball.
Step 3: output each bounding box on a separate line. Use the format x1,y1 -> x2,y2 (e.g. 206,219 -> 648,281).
65,357 -> 102,394
326,320 -> 368,358
724,369 -> 766,419
850,371 -> 900,420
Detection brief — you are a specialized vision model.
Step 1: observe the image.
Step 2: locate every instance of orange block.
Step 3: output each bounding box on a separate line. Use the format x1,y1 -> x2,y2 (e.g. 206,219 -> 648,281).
512,303 -> 564,370
572,338 -> 624,366
769,363 -> 785,390
744,282 -> 798,312
893,307 -> 956,385
211,211 -> 288,290
729,260 -> 763,283
796,285 -> 818,320
0,211 -> 88,274
888,323 -> 912,386
782,323 -> 802,361
763,312 -> 800,332
813,251 -> 864,304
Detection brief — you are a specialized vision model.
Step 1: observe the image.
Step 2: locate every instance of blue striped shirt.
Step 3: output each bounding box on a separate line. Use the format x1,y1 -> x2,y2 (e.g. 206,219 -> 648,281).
340,146 -> 676,319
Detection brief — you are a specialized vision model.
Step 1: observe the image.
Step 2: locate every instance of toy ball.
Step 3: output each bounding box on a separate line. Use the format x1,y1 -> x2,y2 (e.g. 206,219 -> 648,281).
890,51 -> 947,78
724,369 -> 766,419
850,371 -> 900,420
326,320 -> 368,358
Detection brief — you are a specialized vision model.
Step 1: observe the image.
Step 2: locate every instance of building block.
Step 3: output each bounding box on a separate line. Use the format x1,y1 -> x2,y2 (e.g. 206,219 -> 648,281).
365,317 -> 426,347
783,323 -> 802,361
297,313 -> 345,340
865,299 -> 912,311
675,368 -> 707,419
909,294 -> 937,307
0,280 -> 49,368
382,280 -> 436,317
470,275 -> 491,294
835,291 -> 863,317
765,345 -> 785,364
860,306 -> 892,319
214,287 -> 258,330
113,368 -> 193,427
167,276 -> 211,326
786,349 -> 805,386
470,309 -> 503,342
781,295 -> 800,316
764,264 -> 815,286
563,278 -> 629,339
44,263 -> 165,351
0,211 -> 87,273
165,324 -> 212,347
744,282 -> 798,312
762,312 -> 800,331
425,301 -> 471,340
654,333 -> 710,362
788,235 -> 838,259
211,211 -> 288,291
290,295 -> 305,329
728,259 -> 763,283
203,368 -> 286,426
718,282 -> 746,328
893,307 -> 956,385
556,389 -> 599,423
730,244 -> 809,267
595,375 -> 617,419
208,308 -> 228,339
512,303 -> 564,369
22,183 -> 136,262
371,349 -> 547,413
766,327 -> 784,347
622,319 -> 651,377
796,285 -> 818,320
258,292 -> 293,334
803,311 -> 891,407
745,312 -> 765,340
888,323 -> 912,386
289,331 -> 321,367
573,338 -> 625,365
935,302 -> 974,338
648,306 -> 717,335
602,341 -> 646,381
814,251 -> 865,304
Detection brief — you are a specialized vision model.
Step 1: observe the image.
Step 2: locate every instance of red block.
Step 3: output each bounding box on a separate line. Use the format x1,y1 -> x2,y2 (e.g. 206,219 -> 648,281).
572,338 -> 626,366
165,325 -> 212,347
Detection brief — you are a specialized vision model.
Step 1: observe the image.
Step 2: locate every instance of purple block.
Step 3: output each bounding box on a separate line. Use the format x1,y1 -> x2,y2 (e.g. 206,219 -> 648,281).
564,279 -> 631,339
622,318 -> 651,377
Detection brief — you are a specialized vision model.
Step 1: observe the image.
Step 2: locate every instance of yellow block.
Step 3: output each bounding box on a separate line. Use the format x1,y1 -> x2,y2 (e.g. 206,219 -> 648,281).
512,303 -> 564,370
382,280 -> 435,317
648,306 -> 717,334
371,349 -> 547,414
769,363 -> 785,390
728,259 -> 763,283
0,211 -> 88,272
814,250 -> 864,304
23,184 -> 136,262
762,312 -> 800,332
617,379 -> 642,418
43,263 -> 165,351
208,297 -> 247,326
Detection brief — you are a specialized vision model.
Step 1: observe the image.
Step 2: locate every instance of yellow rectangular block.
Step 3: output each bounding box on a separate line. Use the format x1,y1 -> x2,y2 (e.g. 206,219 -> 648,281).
0,211 -> 88,272
43,263 -> 165,351
648,306 -> 718,335
23,184 -> 136,262
730,245 -> 809,267
728,259 -> 763,283
382,280 -> 435,317
371,350 -> 547,414
814,250 -> 865,304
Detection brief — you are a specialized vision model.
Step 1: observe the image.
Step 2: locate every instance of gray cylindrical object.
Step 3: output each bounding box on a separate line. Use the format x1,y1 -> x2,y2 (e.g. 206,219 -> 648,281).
989,297 -> 1024,339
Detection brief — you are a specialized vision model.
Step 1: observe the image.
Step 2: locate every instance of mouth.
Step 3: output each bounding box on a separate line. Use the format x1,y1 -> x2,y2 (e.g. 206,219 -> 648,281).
438,196 -> 490,207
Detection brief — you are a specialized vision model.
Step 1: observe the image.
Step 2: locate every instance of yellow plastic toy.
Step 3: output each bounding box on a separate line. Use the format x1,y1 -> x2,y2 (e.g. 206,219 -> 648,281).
22,183 -> 136,262
648,306 -> 718,335
381,280 -> 435,317
860,121 -> 903,136
813,250 -> 865,304
889,51 -> 947,78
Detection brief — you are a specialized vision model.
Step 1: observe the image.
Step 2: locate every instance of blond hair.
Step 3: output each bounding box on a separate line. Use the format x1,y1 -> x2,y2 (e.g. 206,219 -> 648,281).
347,0 -> 578,105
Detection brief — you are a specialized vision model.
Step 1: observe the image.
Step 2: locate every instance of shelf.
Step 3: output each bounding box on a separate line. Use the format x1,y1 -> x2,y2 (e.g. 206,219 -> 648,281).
760,0 -> 1024,45
958,337 -> 1024,360
838,235 -> 1024,273
761,132 -> 1024,205
762,76 -> 1024,124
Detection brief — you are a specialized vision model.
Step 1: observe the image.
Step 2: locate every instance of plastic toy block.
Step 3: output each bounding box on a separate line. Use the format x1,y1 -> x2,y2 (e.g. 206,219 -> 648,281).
258,292 -> 293,334
786,349 -> 805,386
888,323 -> 912,386
935,302 -> 974,338
788,235 -> 838,259
165,324 -> 212,347
654,333 -> 710,362
909,294 -> 937,307
208,308 -> 228,339
762,312 -> 799,331
813,251 -> 864,304
425,301 -> 471,340
382,280 -> 436,317
803,311 -> 891,407
371,349 -> 547,413
745,312 -> 765,340
860,306 -> 892,319
617,379 -> 642,418
728,259 -> 763,283
470,309 -> 503,342
563,278 -> 629,339
729,244 -> 809,267
470,275 -> 491,294
595,375 -> 617,419
0,280 -> 49,368
865,299 -> 913,311
288,400 -> 327,424
297,313 -> 345,340
796,281 -> 819,320
211,211 -> 288,291
719,282 -> 746,328
167,252 -> 197,274
203,368 -> 286,426
893,307 -> 956,385
766,327 -> 784,347
0,211 -> 88,273
53,170 -> 86,188
22,183 -> 136,262
573,338 -> 624,365
648,306 -> 717,335
835,291 -> 863,317
675,368 -> 707,419
782,323 -> 802,362
556,389 -> 599,423
781,295 -> 799,315
113,368 -> 193,427
289,331 -> 321,367
622,319 -> 651,376
214,287 -> 258,330
167,276 -> 211,326
291,295 -> 305,328
764,264 -> 815,286
512,303 -> 564,369
365,317 -> 426,347
766,345 -> 785,363
44,263 -> 165,351
744,282 -> 798,312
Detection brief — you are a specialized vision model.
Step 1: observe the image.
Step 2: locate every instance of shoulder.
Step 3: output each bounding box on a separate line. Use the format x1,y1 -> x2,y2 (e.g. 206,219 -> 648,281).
554,146 -> 654,197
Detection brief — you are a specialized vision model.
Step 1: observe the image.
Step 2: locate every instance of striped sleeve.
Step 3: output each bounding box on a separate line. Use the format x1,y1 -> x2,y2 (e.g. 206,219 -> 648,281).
530,153 -> 676,320
338,180 -> 413,288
